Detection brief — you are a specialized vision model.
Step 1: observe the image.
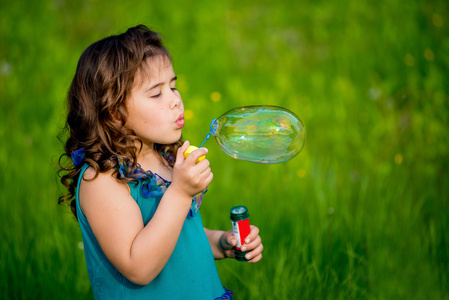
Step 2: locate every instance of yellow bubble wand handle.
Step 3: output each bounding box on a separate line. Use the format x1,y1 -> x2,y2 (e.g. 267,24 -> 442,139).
183,145 -> 206,163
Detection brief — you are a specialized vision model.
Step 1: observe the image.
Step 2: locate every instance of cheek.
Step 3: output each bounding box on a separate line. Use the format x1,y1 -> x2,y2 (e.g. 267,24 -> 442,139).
147,113 -> 163,128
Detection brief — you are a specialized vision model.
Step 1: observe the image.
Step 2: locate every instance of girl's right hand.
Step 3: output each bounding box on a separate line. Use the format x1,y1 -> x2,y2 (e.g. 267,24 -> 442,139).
170,141 -> 213,198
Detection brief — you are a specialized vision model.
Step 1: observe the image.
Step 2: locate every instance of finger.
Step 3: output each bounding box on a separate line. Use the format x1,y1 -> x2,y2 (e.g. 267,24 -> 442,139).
220,231 -> 237,251
241,235 -> 262,252
247,252 -> 263,263
224,249 -> 235,259
200,171 -> 213,191
245,243 -> 264,263
243,225 -> 260,244
176,141 -> 190,163
196,161 -> 213,185
187,147 -> 208,164
196,158 -> 211,173
225,231 -> 237,249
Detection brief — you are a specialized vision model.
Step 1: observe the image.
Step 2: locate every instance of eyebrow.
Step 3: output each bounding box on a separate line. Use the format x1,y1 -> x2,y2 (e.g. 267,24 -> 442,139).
146,76 -> 177,91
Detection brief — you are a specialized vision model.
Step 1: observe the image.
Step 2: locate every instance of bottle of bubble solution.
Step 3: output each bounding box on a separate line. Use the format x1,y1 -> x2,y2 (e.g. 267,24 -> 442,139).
230,205 -> 251,262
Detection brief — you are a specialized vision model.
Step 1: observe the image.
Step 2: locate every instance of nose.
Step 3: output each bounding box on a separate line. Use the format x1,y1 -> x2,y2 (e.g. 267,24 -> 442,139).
170,90 -> 182,110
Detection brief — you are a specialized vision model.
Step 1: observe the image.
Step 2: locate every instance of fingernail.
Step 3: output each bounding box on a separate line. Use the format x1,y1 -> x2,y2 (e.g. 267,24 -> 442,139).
241,246 -> 246,251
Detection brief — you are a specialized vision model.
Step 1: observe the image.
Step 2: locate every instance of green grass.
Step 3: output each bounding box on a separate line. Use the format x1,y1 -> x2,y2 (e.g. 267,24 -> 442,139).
1,0 -> 448,299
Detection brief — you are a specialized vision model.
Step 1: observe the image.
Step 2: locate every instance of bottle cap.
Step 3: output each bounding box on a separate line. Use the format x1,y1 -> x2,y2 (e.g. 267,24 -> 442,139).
230,205 -> 249,221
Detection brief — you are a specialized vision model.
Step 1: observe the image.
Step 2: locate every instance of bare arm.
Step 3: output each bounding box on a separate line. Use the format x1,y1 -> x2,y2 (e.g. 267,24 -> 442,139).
80,142 -> 212,285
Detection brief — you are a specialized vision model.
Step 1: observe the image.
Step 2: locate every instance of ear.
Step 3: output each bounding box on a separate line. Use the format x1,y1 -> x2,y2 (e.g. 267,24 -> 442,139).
109,105 -> 127,126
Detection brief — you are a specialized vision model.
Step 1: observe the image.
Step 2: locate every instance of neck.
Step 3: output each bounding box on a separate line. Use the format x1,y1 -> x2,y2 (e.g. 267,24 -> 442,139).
136,144 -> 172,179
136,143 -> 156,167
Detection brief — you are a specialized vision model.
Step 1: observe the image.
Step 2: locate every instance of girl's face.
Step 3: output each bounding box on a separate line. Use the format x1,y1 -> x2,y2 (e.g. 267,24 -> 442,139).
125,56 -> 184,149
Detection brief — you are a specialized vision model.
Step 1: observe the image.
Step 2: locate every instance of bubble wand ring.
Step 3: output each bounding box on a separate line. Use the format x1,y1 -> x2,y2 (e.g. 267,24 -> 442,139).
199,119 -> 218,148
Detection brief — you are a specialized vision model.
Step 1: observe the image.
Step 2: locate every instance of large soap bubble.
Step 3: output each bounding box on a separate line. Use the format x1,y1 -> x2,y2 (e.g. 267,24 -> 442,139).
200,105 -> 305,164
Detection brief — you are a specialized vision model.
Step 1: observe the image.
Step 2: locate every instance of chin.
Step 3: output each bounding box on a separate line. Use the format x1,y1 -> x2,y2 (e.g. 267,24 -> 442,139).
162,134 -> 182,145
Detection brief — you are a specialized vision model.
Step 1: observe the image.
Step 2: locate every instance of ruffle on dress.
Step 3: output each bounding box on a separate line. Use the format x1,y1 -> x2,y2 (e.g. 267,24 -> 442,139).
70,149 -> 205,218
215,287 -> 233,299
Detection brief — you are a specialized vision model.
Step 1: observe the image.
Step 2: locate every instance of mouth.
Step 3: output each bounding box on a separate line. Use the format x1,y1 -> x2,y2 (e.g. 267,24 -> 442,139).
176,113 -> 185,128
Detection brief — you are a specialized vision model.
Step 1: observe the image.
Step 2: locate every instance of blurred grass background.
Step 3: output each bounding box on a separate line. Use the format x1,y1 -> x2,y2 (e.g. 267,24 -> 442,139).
1,0 -> 448,299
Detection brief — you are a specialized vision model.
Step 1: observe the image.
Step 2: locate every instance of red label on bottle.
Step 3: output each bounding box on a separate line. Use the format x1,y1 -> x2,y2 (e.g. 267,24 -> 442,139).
232,218 -> 250,250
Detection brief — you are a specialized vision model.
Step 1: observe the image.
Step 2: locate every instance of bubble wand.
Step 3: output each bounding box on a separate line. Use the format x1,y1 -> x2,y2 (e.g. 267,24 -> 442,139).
198,119 -> 218,148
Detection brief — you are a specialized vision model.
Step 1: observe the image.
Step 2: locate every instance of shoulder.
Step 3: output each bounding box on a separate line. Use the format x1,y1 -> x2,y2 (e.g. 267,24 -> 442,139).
81,167 -> 127,193
79,167 -> 134,216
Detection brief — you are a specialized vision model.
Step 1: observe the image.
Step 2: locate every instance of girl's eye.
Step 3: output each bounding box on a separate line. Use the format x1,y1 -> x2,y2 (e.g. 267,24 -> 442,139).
171,87 -> 178,92
151,93 -> 161,98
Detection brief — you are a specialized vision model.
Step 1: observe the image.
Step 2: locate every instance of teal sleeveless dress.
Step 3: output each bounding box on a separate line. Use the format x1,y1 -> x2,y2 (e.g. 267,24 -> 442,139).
75,164 -> 232,299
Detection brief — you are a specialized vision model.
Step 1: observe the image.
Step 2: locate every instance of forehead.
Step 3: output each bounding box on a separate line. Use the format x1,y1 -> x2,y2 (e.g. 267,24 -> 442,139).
134,55 -> 173,87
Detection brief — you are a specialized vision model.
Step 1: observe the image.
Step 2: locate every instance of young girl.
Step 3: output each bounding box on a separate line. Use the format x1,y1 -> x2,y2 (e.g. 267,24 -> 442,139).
58,25 -> 263,299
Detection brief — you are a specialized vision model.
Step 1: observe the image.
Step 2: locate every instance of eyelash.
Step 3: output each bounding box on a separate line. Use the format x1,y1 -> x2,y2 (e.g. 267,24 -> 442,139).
151,88 -> 177,98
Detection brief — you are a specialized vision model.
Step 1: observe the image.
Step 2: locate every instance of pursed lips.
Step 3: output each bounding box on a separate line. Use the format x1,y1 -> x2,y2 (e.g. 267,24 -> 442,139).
176,113 -> 185,128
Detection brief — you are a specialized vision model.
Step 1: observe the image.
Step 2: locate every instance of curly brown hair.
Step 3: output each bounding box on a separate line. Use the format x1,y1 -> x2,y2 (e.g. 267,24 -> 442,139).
58,25 -> 181,218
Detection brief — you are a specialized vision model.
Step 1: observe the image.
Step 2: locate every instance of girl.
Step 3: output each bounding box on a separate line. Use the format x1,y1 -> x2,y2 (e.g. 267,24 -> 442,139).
58,25 -> 263,299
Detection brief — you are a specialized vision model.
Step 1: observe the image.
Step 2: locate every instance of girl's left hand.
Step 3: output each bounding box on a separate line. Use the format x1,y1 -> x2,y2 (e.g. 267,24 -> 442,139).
220,225 -> 263,263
